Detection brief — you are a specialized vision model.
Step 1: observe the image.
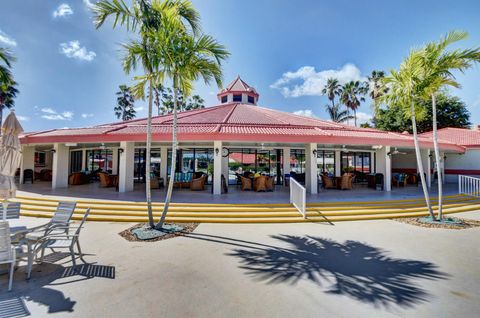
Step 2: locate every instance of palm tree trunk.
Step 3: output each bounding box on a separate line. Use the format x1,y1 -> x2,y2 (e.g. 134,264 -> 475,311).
354,109 -> 357,127
146,79 -> 154,228
0,107 -> 3,135
157,77 -> 179,229
411,99 -> 435,219
431,93 -> 443,219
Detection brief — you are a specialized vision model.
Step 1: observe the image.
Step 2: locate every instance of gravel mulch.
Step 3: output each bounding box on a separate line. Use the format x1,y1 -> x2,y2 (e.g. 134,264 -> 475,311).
395,216 -> 480,230
119,223 -> 199,242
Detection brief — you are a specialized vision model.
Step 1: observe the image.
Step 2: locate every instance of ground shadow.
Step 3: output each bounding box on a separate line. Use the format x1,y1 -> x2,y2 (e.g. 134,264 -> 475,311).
0,295 -> 30,318
227,235 -> 449,309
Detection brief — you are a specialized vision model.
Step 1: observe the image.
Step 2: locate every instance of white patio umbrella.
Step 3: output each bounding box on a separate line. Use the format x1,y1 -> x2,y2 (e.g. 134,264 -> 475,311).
0,111 -> 23,220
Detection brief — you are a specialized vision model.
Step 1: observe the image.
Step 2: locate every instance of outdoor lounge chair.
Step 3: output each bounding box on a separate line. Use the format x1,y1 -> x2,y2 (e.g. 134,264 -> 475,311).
254,176 -> 268,192
0,221 -> 16,291
266,176 -> 275,191
321,174 -> 335,189
3,202 -> 21,220
29,208 -> 91,277
98,172 -> 118,188
392,173 -> 408,187
240,176 -> 252,191
340,173 -> 354,190
190,174 -> 207,191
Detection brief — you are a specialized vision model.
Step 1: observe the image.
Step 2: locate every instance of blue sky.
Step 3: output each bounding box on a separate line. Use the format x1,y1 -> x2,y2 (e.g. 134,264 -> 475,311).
1,0 -> 480,132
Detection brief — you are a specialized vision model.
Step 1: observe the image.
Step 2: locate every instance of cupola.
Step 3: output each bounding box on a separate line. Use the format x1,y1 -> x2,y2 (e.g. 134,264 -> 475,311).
217,76 -> 259,105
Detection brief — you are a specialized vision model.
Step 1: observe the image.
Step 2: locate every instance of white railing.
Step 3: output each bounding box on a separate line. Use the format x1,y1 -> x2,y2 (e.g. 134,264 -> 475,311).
459,175 -> 480,197
290,178 -> 306,218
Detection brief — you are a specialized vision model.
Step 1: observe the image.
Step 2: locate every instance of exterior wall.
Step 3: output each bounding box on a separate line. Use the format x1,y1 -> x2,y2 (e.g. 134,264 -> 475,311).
391,149 -> 480,184
52,143 -> 69,189
444,149 -> 480,183
375,146 -> 391,191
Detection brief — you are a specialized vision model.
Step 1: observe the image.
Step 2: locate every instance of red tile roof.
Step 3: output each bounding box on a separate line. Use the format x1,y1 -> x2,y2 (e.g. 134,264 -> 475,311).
20,103 -> 465,152
420,128 -> 480,149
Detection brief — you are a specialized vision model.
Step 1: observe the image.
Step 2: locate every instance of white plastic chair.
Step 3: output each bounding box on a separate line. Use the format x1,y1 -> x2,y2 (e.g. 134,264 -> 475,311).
0,221 -> 16,291
28,208 -> 90,277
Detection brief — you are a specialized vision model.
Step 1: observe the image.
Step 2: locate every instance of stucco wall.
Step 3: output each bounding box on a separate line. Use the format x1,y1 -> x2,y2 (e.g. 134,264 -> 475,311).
444,149 -> 480,182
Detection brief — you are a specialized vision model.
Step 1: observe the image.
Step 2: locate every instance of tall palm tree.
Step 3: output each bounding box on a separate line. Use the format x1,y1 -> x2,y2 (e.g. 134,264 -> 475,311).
367,70 -> 388,114
155,30 -> 229,229
0,48 -> 17,126
0,47 -> 15,83
115,84 -> 136,121
325,103 -> 353,123
341,80 -> 367,127
322,78 -> 342,107
92,0 -> 200,228
416,30 -> 480,220
383,49 -> 435,219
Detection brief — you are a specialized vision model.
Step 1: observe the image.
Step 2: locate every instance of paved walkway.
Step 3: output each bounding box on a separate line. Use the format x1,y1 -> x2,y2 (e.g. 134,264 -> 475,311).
1,211 -> 479,317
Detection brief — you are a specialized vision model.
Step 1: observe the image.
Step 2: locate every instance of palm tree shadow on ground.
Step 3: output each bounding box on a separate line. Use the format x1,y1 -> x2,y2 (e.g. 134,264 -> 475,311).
227,235 -> 448,309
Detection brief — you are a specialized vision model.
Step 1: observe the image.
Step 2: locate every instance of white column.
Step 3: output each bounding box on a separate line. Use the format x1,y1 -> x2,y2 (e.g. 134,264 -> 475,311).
222,154 -> 229,184
81,149 -> 86,171
118,141 -> 134,192
282,147 -> 290,185
20,146 -> 35,183
111,148 -> 118,174
334,150 -> 341,176
52,143 -> 69,189
376,146 -> 391,191
420,149 -> 432,188
305,143 -> 318,194
213,140 -> 222,195
160,146 -> 168,185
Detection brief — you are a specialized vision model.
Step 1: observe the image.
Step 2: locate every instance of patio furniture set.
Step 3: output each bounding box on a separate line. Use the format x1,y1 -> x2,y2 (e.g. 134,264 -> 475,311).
237,172 -> 275,192
321,173 -> 355,190
1,201 -> 89,291
168,172 -> 208,191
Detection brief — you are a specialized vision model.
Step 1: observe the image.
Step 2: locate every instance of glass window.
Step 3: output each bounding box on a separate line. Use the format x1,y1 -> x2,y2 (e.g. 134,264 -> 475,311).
340,151 -> 371,183
317,150 -> 335,177
233,94 -> 242,102
34,151 -> 46,166
86,149 -> 113,174
221,95 -> 227,103
228,148 -> 283,185
70,151 -> 83,173
135,148 -> 161,182
290,149 -> 305,174
247,95 -> 254,104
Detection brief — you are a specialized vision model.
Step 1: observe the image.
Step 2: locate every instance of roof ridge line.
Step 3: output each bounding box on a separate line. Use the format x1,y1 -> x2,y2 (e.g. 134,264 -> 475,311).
255,105 -> 291,125
222,103 -> 239,124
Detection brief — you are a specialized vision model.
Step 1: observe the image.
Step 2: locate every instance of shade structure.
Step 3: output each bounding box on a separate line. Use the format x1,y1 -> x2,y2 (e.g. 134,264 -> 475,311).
0,112 -> 23,220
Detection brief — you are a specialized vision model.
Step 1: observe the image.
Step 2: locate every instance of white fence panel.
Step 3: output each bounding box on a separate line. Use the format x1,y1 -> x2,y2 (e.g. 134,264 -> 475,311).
290,178 -> 306,218
458,175 -> 480,197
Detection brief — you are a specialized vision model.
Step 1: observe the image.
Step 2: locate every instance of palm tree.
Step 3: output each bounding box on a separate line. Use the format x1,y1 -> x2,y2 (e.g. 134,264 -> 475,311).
92,0 -> 200,228
341,80 -> 367,127
115,85 -> 136,121
322,78 -> 342,107
383,49 -> 435,220
152,83 -> 165,115
325,103 -> 353,123
367,70 -> 388,114
0,47 -> 16,126
0,47 -> 15,84
0,81 -> 18,126
416,30 -> 480,220
155,30 -> 229,229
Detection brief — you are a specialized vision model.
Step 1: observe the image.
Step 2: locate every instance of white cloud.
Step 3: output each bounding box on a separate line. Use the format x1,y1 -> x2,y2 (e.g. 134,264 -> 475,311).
53,3 -> 73,18
353,111 -> 372,126
135,106 -> 145,112
271,63 -> 365,98
0,29 -> 17,47
293,109 -> 317,118
59,41 -> 96,61
40,108 -> 74,120
16,115 -> 30,122
83,0 -> 96,9
81,113 -> 94,118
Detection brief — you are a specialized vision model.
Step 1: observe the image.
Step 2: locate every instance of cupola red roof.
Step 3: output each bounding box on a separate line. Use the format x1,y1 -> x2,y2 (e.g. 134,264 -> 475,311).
217,76 -> 259,98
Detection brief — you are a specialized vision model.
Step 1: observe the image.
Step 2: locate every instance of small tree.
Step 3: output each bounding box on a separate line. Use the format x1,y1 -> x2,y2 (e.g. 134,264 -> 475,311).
0,47 -> 17,127
115,85 -> 136,121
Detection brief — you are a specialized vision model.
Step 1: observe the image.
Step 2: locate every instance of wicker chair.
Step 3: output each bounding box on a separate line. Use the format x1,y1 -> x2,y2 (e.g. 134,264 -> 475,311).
190,174 -> 207,191
98,172 -> 117,188
321,174 -> 335,189
254,176 -> 268,192
266,176 -> 275,191
240,176 -> 252,191
340,173 -> 354,190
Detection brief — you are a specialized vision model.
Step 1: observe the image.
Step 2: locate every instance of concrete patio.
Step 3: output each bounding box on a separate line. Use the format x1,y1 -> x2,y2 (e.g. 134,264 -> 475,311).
16,180 -> 459,204
1,211 -> 479,317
